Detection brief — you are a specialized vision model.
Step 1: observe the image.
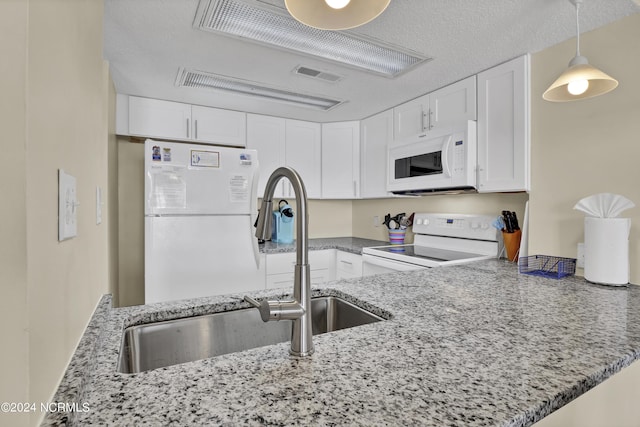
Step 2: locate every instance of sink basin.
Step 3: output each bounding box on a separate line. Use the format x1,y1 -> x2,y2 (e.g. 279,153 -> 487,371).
118,296 -> 385,373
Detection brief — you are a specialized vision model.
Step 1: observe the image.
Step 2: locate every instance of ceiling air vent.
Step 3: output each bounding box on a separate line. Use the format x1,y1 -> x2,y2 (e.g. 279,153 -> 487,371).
293,66 -> 342,83
175,68 -> 344,111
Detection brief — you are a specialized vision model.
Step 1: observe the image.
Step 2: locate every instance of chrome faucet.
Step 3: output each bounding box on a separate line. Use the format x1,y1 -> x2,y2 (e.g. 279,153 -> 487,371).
245,167 -> 314,357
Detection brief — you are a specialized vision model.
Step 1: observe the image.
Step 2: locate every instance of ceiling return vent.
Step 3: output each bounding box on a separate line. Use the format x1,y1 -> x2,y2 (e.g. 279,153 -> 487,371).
193,0 -> 430,77
293,66 -> 342,83
175,68 -> 344,111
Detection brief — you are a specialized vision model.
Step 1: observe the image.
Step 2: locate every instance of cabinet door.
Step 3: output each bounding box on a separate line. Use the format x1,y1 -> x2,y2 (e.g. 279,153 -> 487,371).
265,250 -> 336,289
192,105 -> 246,147
336,251 -> 363,279
430,76 -> 477,129
285,119 -> 322,199
246,114 -> 287,198
321,121 -> 360,199
477,55 -> 530,192
360,109 -> 393,198
129,96 -> 191,140
392,94 -> 429,142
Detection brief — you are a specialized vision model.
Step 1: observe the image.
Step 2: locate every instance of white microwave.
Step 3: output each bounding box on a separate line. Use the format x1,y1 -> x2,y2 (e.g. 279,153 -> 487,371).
387,120 -> 477,194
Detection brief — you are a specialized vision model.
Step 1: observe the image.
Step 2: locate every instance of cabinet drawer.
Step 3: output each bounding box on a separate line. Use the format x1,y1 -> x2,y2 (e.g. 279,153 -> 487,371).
336,251 -> 363,276
266,250 -> 335,275
266,269 -> 331,289
266,252 -> 297,275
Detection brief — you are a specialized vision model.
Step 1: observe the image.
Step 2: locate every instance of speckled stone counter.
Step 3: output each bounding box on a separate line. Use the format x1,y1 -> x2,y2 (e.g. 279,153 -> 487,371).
259,236 -> 388,255
44,260 -> 640,426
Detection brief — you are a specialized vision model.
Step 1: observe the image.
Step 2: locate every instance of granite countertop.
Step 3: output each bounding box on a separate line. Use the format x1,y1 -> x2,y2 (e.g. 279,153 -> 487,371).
44,259 -> 640,426
259,236 -> 388,255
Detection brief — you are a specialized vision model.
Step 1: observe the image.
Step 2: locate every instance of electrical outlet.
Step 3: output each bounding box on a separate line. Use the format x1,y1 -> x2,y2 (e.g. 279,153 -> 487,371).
373,215 -> 380,227
577,243 -> 585,268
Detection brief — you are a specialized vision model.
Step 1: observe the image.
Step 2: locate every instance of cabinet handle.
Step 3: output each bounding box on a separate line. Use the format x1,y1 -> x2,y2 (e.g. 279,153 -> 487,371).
340,260 -> 353,265
429,109 -> 434,130
194,120 -> 198,140
186,118 -> 190,138
421,109 -> 427,132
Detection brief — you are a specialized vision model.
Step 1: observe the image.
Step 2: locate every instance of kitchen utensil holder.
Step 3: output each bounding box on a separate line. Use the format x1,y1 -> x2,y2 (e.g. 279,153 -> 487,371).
502,229 -> 521,262
388,229 -> 406,245
519,255 -> 576,279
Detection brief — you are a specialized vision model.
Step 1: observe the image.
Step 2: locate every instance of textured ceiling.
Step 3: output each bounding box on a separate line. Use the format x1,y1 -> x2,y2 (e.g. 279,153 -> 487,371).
104,0 -> 639,122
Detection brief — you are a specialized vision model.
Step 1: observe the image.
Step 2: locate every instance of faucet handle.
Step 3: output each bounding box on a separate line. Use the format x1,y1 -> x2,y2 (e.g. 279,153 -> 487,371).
244,295 -> 270,322
244,295 -> 304,323
244,295 -> 261,308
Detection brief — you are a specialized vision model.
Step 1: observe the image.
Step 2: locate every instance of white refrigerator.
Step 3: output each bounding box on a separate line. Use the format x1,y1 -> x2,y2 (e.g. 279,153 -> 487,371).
144,139 -> 264,304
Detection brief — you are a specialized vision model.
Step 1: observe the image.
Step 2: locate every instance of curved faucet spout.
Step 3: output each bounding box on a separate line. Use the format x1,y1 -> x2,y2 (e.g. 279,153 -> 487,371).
250,167 -> 313,357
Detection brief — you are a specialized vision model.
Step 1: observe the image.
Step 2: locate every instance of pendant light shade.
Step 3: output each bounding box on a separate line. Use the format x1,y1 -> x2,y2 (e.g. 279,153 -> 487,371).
284,0 -> 391,30
543,0 -> 618,102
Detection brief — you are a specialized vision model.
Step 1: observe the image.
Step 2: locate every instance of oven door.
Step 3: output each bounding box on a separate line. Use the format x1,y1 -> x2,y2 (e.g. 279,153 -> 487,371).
362,254 -> 427,276
387,121 -> 476,193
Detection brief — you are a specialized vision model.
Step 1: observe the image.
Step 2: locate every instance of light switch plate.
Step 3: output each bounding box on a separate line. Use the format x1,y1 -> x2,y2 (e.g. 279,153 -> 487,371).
96,186 -> 102,225
58,169 -> 78,241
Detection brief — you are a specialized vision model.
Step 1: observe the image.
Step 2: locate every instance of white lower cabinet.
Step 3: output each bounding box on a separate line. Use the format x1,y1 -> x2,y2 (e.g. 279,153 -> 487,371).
265,249 -> 336,289
264,249 -> 363,288
336,251 -> 363,279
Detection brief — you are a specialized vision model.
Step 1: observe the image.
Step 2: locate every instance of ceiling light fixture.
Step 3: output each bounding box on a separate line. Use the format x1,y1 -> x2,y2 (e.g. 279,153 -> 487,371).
542,0 -> 618,102
194,0 -> 426,77
175,68 -> 344,111
284,0 -> 390,30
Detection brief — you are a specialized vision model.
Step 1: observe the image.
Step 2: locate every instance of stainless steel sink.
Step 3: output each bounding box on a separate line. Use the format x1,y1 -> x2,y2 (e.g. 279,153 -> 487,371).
118,296 -> 385,373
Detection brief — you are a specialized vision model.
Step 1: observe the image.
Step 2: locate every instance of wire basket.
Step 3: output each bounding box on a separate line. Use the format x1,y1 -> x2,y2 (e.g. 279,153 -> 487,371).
518,255 -> 577,279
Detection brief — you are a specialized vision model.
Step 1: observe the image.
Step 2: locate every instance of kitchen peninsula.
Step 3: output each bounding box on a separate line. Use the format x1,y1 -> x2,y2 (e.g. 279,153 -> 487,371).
44,260 -> 640,426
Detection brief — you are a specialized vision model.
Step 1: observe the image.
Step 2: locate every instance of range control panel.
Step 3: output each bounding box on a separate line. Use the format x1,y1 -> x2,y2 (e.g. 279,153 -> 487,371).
412,213 -> 498,241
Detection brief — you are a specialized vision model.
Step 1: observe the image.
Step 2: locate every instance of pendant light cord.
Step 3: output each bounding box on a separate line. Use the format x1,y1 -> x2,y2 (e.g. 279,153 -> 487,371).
574,0 -> 581,57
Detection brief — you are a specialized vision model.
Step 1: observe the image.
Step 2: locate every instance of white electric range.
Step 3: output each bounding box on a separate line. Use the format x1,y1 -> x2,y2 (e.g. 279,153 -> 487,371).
362,213 -> 499,275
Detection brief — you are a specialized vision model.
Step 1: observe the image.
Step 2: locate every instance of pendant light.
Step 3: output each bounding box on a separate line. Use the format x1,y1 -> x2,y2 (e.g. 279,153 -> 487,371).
543,0 -> 618,102
284,0 -> 391,31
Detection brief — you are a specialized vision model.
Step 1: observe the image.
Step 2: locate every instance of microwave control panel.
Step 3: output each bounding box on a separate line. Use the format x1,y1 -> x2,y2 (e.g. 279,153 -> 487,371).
453,140 -> 465,174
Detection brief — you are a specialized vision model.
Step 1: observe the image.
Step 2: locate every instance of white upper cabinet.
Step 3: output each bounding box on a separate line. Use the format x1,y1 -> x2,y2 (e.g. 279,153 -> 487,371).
246,114 -> 286,198
430,76 -> 476,129
191,105 -> 246,147
393,76 -> 476,142
360,109 -> 393,198
476,55 -> 530,193
285,119 -> 322,199
125,96 -> 247,147
393,94 -> 429,142
129,96 -> 192,140
321,121 -> 360,199
247,115 -> 321,199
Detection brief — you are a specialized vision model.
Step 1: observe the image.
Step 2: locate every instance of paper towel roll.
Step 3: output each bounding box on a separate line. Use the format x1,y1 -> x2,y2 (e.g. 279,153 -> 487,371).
584,217 -> 630,286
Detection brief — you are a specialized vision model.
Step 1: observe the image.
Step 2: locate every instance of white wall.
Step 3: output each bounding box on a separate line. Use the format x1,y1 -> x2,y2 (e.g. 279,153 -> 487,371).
529,13 -> 640,284
1,0 -> 111,425
0,1 -> 29,426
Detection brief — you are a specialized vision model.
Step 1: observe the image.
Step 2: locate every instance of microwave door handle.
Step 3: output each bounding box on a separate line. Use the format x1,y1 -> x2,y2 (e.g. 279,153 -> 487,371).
441,136 -> 453,177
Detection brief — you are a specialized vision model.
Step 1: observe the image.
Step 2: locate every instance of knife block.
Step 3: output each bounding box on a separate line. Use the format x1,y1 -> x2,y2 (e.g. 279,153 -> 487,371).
502,230 -> 522,262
